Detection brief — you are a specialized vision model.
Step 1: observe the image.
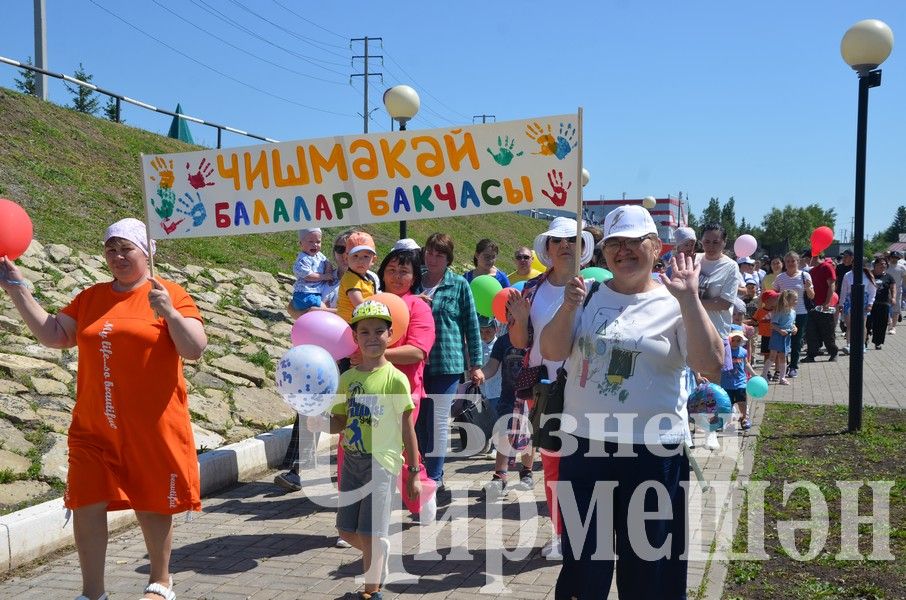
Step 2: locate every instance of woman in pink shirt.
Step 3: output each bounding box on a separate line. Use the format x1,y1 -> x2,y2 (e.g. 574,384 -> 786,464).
377,239 -> 438,523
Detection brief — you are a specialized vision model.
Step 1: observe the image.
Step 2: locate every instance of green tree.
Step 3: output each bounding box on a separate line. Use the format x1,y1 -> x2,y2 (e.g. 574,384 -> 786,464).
758,203 -> 837,255
701,197 -> 722,227
14,56 -> 36,95
102,96 -> 122,123
64,63 -> 100,114
720,196 -> 738,241
882,205 -> 906,243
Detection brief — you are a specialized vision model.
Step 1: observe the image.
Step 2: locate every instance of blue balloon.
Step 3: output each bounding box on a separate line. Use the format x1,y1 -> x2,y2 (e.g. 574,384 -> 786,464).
512,280 -> 526,292
746,375 -> 769,399
687,383 -> 732,416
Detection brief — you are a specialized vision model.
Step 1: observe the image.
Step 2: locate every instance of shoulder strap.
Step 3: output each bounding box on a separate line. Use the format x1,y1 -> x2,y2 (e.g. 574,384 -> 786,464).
583,280 -> 601,309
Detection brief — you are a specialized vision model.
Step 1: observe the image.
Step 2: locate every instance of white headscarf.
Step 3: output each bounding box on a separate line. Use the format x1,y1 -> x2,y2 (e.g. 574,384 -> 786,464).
104,218 -> 155,256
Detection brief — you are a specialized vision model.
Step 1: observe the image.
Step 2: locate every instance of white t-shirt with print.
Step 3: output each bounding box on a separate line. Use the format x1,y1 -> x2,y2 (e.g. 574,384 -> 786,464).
562,283 -> 689,445
696,253 -> 742,336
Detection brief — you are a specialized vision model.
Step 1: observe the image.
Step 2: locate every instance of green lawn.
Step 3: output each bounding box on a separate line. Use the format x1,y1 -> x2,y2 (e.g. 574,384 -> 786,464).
724,404 -> 905,600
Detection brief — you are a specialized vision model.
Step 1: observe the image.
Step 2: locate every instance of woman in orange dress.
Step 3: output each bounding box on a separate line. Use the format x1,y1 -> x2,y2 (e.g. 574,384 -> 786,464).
0,218 -> 207,600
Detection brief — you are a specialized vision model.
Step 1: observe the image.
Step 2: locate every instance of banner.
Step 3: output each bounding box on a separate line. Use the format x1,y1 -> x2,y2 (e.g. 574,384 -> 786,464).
140,114 -> 579,239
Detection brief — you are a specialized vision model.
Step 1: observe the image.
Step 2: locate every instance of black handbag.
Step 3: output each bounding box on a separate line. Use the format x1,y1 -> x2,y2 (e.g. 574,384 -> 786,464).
452,383 -> 496,455
801,272 -> 816,311
529,365 -> 567,452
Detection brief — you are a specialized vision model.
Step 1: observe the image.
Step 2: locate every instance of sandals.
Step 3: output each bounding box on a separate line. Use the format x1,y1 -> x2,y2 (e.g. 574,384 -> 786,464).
140,576 -> 175,600
75,594 -> 108,600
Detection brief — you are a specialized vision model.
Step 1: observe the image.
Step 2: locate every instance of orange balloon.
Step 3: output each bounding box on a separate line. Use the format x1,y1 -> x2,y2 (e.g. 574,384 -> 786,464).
492,288 -> 514,324
371,292 -> 410,346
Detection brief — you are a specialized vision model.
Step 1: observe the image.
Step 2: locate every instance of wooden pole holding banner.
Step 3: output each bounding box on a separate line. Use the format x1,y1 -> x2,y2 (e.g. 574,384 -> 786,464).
139,153 -> 157,280
574,107 -> 584,275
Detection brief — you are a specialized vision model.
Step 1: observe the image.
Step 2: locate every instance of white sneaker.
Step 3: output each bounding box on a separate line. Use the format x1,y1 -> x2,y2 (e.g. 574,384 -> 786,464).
419,495 -> 437,525
335,537 -> 352,548
705,431 -> 720,451
541,536 -> 562,559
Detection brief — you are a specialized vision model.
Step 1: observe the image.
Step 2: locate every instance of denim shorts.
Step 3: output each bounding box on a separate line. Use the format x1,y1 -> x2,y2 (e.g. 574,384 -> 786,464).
291,291 -> 322,311
336,451 -> 394,537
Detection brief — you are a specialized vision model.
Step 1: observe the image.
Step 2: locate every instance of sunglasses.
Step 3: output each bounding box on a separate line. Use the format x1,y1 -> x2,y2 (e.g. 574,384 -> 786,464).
515,254 -> 532,260
549,236 -> 577,245
334,245 -> 346,254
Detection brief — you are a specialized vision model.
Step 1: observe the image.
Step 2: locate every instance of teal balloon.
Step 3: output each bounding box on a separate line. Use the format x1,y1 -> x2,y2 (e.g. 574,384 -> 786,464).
580,267 -> 613,283
688,383 -> 732,415
470,274 -> 503,318
746,376 -> 769,399
512,280 -> 526,292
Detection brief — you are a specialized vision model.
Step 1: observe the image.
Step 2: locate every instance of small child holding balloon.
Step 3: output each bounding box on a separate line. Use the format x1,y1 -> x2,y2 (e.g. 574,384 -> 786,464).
720,330 -> 756,430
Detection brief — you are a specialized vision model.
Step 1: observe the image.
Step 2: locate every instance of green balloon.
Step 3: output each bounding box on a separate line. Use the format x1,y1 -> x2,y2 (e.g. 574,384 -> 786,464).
580,267 -> 613,283
470,275 -> 503,317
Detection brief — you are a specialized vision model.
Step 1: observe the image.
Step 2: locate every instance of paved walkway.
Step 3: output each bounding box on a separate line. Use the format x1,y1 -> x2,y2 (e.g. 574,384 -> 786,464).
1,320 -> 902,599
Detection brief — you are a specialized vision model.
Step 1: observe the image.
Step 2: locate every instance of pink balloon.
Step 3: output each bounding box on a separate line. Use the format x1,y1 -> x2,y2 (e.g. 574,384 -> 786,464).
290,311 -> 356,360
733,234 -> 757,258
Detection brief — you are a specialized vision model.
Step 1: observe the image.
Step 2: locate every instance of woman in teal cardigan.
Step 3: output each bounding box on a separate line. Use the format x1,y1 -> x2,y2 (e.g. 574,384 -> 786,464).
417,232 -> 484,486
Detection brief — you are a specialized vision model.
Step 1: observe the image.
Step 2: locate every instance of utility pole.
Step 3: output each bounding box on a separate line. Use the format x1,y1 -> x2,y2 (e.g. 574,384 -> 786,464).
472,114 -> 496,124
34,0 -> 48,100
351,36 -> 382,134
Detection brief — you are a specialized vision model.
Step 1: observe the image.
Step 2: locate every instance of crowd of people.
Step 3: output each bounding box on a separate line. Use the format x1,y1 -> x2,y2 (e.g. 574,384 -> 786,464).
3,212 -> 905,600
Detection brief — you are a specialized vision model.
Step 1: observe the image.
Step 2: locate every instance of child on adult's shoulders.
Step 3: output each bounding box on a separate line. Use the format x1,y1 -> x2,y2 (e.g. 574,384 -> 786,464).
291,228 -> 335,314
336,231 -> 380,324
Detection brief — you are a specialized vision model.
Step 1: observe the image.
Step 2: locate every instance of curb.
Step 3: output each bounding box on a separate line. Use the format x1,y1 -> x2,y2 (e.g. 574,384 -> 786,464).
0,423 -> 326,575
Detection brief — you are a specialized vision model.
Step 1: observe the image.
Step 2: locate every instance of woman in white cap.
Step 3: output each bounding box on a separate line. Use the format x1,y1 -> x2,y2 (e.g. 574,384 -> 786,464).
0,218 -> 207,600
507,216 -> 595,559
540,205 -> 723,599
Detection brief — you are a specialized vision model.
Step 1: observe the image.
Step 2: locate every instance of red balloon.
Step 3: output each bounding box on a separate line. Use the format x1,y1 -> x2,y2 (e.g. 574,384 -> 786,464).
830,292 -> 839,307
810,226 -> 834,256
0,199 -> 33,260
492,288 -> 515,324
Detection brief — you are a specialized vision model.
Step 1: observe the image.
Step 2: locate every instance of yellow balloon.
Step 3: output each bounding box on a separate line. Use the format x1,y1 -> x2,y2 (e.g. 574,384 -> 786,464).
531,249 -> 548,272
642,196 -> 657,209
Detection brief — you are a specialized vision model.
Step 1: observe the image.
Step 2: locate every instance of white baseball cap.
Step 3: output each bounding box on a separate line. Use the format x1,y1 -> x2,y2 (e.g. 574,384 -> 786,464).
602,205 -> 658,241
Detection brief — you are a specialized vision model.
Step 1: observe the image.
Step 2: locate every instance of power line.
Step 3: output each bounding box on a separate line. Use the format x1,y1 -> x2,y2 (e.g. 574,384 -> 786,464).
87,0 -> 354,116
149,0 -> 348,86
383,48 -> 470,121
189,0 -> 350,73
225,0 -> 350,56
270,0 -> 347,42
380,61 -> 459,126
351,36 -> 382,134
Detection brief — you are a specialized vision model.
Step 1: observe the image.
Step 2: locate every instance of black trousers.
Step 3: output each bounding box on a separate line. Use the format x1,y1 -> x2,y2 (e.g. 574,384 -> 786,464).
805,310 -> 838,358
283,414 -> 320,473
869,303 -> 890,347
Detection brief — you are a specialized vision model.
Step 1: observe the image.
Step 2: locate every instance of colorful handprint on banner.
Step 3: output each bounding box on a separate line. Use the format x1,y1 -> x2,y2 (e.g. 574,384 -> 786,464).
149,157 -> 175,189
555,122 -> 575,159
186,159 -> 215,189
486,136 -> 524,166
176,192 -> 208,229
542,169 -> 572,207
525,121 -> 558,156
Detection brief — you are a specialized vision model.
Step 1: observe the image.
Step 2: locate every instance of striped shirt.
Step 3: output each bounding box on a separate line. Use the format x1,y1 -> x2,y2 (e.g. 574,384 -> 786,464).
772,271 -> 813,315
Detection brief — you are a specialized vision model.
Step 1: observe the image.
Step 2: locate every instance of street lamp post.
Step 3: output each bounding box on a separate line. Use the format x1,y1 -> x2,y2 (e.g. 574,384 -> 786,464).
383,85 -> 421,240
841,19 -> 894,432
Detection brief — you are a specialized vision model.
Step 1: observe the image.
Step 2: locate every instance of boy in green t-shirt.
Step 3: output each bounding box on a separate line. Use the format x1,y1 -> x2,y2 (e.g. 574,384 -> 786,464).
325,300 -> 421,600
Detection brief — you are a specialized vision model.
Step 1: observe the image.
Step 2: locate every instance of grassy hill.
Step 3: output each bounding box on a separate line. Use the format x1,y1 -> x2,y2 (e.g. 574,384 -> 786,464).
0,87 -> 549,274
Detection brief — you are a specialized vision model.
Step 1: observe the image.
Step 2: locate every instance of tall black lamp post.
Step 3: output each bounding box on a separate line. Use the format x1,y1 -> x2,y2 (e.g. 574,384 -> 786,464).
383,85 -> 420,240
841,19 -> 894,432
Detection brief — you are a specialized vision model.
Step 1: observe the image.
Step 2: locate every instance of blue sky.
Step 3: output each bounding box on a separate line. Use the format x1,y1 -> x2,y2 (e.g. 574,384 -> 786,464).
2,1 -> 903,237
